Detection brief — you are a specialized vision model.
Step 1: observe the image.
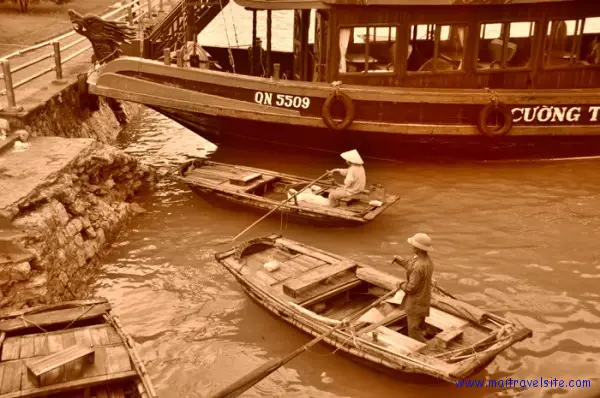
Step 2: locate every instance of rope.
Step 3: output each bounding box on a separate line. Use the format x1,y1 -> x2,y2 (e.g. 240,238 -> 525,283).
63,304 -> 96,330
19,315 -> 49,333
218,0 -> 236,72
484,87 -> 499,108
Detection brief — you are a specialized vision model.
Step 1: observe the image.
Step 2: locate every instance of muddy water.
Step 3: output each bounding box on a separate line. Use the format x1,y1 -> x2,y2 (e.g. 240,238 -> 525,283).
90,109 -> 600,398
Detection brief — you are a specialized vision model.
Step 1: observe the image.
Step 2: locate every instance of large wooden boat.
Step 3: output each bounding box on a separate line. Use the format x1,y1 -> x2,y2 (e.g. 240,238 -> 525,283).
0,298 -> 157,398
177,158 -> 398,226
215,234 -> 533,383
87,0 -> 600,160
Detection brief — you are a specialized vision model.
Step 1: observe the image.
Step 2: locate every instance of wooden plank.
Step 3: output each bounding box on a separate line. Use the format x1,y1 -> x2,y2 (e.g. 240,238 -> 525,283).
281,257 -> 309,272
84,346 -> 108,378
1,337 -> 21,361
358,307 -> 408,335
0,361 -> 5,394
62,332 -> 82,383
276,238 -> 340,264
0,298 -> 109,319
253,270 -> 279,286
105,345 -> 131,374
33,335 -> 50,357
105,327 -> 122,345
0,304 -> 111,333
229,172 -> 262,184
21,360 -> 36,392
373,326 -> 426,354
73,329 -> 93,348
27,345 -> 94,379
292,255 -> 327,269
296,273 -> 361,306
19,336 -> 35,360
90,327 -> 110,346
433,326 -> 464,348
43,333 -> 66,385
17,370 -> 137,398
0,360 -> 22,394
282,260 -> 356,299
426,308 -> 469,331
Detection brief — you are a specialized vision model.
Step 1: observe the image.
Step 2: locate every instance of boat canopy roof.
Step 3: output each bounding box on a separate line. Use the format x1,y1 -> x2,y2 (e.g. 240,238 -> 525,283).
233,0 -> 579,10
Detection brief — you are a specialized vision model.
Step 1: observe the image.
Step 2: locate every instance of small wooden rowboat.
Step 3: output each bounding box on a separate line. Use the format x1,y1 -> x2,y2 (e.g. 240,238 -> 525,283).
0,298 -> 157,398
215,235 -> 533,383
177,159 -> 398,226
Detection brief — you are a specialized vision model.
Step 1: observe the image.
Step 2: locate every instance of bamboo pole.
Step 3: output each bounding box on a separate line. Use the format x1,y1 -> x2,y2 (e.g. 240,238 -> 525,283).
227,171 -> 330,243
104,313 -> 158,398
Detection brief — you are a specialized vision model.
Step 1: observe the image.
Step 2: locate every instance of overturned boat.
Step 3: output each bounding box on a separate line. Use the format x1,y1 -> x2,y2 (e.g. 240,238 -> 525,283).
0,298 -> 157,398
215,235 -> 533,383
177,159 -> 398,226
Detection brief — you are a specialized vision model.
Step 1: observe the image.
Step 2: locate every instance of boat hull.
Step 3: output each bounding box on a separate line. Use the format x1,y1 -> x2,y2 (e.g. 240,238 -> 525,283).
159,107 -> 600,161
89,57 -> 600,161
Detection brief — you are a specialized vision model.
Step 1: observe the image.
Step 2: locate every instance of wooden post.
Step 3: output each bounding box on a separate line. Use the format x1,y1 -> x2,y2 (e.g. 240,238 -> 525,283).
147,0 -> 152,18
273,63 -> 280,80
159,0 -> 164,13
163,48 -> 171,65
139,18 -> 144,57
185,1 -> 194,42
52,41 -> 66,83
266,10 -> 272,77
251,9 -> 257,76
1,59 -> 17,110
176,49 -> 184,67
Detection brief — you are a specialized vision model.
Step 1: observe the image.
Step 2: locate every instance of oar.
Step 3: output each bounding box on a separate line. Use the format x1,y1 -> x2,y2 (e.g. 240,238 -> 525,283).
215,171 -> 331,245
210,285 -> 402,398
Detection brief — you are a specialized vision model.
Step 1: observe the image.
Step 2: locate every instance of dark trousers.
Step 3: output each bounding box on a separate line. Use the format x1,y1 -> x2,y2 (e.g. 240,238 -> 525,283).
407,313 -> 427,343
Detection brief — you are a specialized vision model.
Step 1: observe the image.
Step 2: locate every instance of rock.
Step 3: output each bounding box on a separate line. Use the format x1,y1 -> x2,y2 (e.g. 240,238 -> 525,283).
53,201 -> 70,225
58,271 -> 69,286
72,218 -> 83,233
10,262 -> 31,281
81,216 -> 91,229
56,249 -> 67,265
15,129 -> 29,142
84,241 -> 96,259
130,203 -> 147,214
65,222 -> 77,237
104,178 -> 115,189
74,234 -> 84,247
84,227 -> 97,239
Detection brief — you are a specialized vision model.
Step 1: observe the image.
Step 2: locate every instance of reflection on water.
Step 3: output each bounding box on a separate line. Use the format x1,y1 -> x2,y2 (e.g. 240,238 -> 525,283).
91,109 -> 600,398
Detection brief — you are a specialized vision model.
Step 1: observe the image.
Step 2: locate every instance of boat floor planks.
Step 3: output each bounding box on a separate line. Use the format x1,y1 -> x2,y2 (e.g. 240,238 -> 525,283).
0,299 -> 156,398
215,235 -> 534,383
179,159 -> 399,226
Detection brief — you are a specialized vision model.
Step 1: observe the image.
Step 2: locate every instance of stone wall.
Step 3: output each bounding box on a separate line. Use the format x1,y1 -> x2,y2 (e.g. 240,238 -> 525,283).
2,81 -> 139,143
0,141 -> 157,309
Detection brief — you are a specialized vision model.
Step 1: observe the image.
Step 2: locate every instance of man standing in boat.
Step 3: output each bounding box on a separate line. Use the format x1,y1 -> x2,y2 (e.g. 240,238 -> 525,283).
326,149 -> 366,207
392,233 -> 435,343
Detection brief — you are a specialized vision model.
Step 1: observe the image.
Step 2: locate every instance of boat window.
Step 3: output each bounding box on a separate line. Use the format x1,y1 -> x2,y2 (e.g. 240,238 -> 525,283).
406,24 -> 467,73
339,26 -> 397,74
477,21 -> 536,70
545,17 -> 600,67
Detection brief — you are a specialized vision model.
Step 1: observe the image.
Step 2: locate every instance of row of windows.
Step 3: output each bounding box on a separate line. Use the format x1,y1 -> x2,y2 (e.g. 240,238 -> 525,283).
338,17 -> 600,75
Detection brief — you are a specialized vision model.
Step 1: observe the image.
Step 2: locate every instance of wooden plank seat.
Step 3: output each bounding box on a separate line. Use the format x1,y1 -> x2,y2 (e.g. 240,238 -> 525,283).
283,260 -> 357,299
26,344 -> 95,386
426,308 -> 469,331
229,172 -> 262,185
432,326 -> 464,348
242,175 -> 279,193
371,326 -> 426,354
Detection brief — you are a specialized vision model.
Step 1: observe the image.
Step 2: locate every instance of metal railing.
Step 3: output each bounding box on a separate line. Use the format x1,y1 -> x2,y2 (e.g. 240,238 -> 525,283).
0,0 -> 164,112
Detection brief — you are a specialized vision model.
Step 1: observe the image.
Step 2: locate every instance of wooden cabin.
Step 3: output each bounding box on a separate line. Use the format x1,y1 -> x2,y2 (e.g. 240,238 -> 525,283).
229,0 -> 600,89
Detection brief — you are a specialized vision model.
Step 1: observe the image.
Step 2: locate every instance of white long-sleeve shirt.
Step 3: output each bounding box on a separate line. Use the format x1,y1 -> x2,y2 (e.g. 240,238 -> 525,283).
336,165 -> 366,195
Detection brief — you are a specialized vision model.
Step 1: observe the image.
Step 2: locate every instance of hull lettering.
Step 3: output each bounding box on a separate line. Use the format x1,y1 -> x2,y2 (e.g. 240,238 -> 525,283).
254,91 -> 310,109
511,105 -> 600,124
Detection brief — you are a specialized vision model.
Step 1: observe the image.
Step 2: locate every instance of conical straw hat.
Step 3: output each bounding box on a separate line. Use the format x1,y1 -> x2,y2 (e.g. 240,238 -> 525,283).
340,149 -> 364,165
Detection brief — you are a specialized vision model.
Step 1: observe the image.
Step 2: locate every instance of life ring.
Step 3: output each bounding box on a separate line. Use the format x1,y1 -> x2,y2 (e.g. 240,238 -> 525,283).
477,102 -> 513,137
321,91 -> 355,130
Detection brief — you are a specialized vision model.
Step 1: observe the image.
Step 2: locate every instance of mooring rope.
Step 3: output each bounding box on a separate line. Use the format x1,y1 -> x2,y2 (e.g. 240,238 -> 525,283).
218,0 -> 236,72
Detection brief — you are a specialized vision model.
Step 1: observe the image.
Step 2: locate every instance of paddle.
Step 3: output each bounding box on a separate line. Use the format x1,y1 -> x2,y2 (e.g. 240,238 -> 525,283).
210,285 -> 403,398
214,171 -> 332,245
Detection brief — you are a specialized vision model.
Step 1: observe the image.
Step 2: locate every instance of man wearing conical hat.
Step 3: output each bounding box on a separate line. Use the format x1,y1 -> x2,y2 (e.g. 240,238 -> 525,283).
391,233 -> 435,343
327,149 -> 366,207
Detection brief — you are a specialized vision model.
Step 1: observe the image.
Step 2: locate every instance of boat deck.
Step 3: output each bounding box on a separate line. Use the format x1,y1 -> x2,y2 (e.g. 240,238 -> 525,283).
0,300 -> 147,398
